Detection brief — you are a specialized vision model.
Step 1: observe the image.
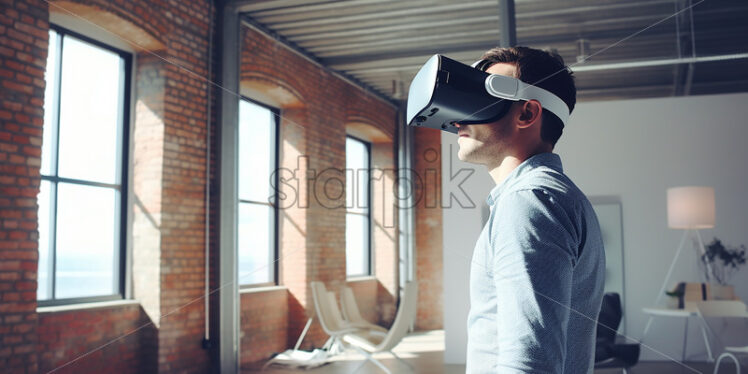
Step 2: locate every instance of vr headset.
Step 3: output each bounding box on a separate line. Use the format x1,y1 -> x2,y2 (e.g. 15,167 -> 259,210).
406,54 -> 570,134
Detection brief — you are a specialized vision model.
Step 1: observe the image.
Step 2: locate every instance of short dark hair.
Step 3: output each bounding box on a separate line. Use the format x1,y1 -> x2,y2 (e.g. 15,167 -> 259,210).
477,46 -> 576,147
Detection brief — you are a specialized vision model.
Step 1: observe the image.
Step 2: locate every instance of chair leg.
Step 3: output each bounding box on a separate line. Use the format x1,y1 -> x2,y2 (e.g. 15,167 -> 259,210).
699,317 -> 715,362
713,352 -> 741,374
322,337 -> 334,351
351,358 -> 368,374
350,345 -> 392,374
682,317 -> 689,362
390,351 -> 414,370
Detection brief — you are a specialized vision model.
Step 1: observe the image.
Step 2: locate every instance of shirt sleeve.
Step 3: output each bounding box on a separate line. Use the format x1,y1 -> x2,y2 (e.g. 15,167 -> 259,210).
489,188 -> 579,373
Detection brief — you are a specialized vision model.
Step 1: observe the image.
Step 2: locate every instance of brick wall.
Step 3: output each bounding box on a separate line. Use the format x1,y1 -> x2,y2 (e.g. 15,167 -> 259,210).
239,288 -> 289,369
413,127 -> 444,330
346,279 -> 379,326
37,303 -> 156,373
156,0 -> 212,370
0,0 -> 217,372
0,0 -> 48,372
371,143 -> 398,325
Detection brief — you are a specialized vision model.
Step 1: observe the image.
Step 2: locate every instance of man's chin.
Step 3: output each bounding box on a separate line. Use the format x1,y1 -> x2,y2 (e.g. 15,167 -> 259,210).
457,149 -> 472,163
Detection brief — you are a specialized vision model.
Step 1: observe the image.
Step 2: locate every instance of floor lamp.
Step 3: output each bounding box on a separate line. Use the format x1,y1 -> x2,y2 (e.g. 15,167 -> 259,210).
652,186 -> 717,309
641,186 -> 717,361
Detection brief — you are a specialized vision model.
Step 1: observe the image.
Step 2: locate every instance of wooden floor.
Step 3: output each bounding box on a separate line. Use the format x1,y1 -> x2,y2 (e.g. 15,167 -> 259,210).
246,330 -> 741,374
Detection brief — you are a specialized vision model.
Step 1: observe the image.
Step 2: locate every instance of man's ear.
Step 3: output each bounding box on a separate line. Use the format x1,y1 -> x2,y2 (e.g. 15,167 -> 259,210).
516,100 -> 542,129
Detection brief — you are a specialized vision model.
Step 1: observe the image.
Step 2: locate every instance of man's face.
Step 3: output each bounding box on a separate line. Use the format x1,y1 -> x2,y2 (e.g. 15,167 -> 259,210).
456,62 -> 518,166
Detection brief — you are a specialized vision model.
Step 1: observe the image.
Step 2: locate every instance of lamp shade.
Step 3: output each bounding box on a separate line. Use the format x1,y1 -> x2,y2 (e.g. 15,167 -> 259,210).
667,186 -> 715,229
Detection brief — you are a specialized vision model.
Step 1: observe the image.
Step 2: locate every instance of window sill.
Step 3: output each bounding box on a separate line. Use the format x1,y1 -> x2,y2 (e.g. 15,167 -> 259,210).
346,275 -> 377,283
239,285 -> 287,295
37,299 -> 140,314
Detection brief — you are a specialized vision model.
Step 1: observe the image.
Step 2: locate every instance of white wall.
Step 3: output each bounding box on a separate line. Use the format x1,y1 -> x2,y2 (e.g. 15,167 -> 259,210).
441,141 -> 493,364
442,92 -> 748,363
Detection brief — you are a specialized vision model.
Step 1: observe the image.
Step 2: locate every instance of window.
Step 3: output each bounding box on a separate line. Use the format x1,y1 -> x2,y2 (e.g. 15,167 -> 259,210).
346,136 -> 371,276
237,99 -> 279,286
38,26 -> 131,305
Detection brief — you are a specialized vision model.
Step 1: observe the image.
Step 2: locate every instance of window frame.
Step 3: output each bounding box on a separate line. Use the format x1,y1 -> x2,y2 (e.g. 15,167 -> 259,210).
38,25 -> 132,307
237,96 -> 280,288
345,135 -> 372,277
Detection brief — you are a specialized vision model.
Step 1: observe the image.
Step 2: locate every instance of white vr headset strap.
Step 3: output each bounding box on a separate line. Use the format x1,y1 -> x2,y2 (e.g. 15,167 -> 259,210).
484,74 -> 570,126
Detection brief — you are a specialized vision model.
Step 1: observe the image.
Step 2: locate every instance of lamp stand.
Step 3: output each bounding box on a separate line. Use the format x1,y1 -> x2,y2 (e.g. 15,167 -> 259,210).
693,229 -> 716,283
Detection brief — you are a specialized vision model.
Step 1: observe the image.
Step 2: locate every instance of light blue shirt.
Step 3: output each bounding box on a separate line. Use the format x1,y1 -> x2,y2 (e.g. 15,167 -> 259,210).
466,153 -> 605,374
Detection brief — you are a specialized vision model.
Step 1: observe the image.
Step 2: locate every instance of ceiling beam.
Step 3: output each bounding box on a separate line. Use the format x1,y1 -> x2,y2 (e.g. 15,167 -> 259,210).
577,84 -> 674,100
322,26 -> 674,68
254,0 -> 675,34
499,0 -> 517,47
267,1 -> 496,30
309,30 -> 499,56
324,42 -> 497,68
291,16 -> 498,43
345,52 -> 748,78
232,0 -> 332,13
571,53 -> 748,72
248,0 -> 399,16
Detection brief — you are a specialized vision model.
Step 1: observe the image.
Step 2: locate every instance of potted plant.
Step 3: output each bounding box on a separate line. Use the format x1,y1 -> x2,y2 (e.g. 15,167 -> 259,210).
700,238 -> 747,299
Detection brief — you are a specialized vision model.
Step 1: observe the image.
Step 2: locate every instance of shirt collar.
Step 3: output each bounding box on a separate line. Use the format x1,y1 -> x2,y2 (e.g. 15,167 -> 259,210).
486,152 -> 564,207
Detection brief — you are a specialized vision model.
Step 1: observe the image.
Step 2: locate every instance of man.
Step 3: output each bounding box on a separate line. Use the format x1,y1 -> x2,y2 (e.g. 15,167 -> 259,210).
461,47 -> 606,373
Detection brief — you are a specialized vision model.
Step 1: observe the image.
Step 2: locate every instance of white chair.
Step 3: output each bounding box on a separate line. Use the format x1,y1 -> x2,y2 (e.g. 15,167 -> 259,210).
694,300 -> 748,374
340,286 -> 388,334
310,281 -> 362,353
341,281 -> 418,374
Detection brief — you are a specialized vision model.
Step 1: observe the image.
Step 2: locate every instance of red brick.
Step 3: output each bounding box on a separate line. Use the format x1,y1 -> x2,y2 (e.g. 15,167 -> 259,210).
4,315 -> 22,324
19,146 -> 39,157
15,72 -> 31,84
4,59 -> 25,72
4,335 -> 23,345
2,80 -> 32,94
2,100 -> 22,111
0,273 -> 20,282
15,50 -> 32,62
6,27 -> 33,44
5,122 -> 21,132
5,8 -> 18,20
0,143 -> 18,153
14,21 -> 47,40
15,281 -> 35,291
0,45 -> 15,58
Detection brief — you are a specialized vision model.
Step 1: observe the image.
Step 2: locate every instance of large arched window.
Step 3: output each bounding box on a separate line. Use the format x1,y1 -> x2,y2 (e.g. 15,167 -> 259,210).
38,26 -> 132,305
237,98 -> 279,286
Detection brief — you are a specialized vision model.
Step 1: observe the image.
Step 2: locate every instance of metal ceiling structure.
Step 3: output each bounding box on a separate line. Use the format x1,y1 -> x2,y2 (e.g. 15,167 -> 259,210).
236,0 -> 748,103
